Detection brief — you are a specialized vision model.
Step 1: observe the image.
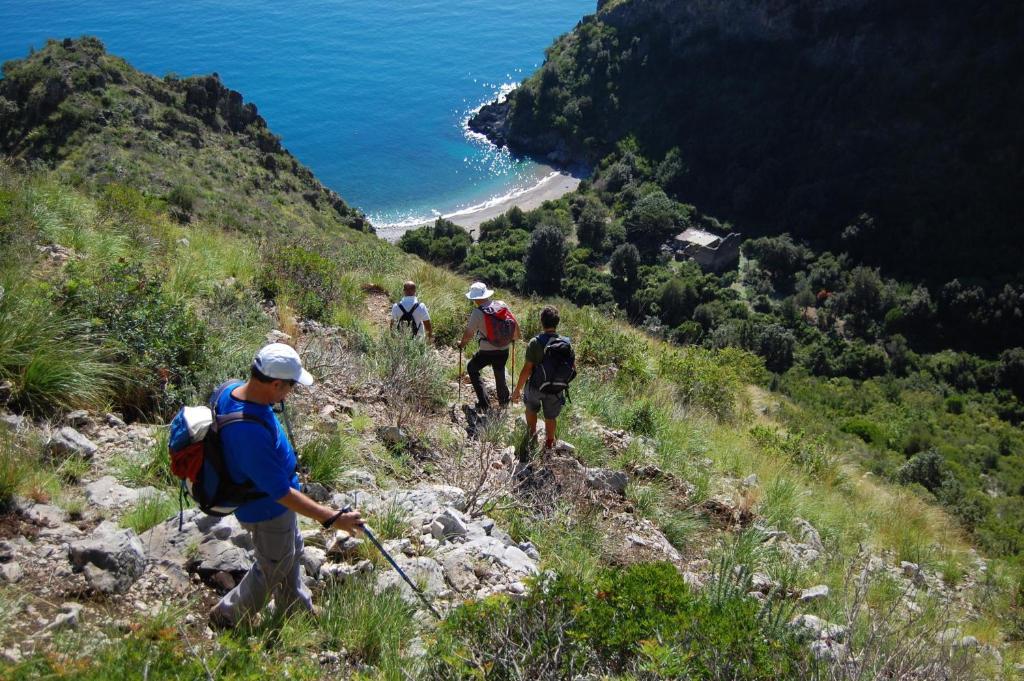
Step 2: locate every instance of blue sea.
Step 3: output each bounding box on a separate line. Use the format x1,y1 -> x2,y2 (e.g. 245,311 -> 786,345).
0,0 -> 592,227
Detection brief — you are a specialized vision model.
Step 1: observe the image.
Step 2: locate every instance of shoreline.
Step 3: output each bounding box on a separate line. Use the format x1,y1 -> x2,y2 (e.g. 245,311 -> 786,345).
373,168 -> 582,242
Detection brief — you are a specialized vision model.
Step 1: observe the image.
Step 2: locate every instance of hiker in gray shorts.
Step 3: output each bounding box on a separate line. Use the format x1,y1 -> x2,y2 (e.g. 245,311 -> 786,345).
511,306 -> 567,451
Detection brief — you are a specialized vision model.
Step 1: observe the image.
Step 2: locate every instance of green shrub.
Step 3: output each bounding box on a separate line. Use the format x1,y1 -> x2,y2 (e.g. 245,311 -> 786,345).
840,416 -> 886,446
112,427 -> 175,488
299,429 -> 359,488
749,425 -> 835,478
62,259 -> 210,418
0,433 -> 32,512
623,398 -> 661,436
319,575 -> 418,674
258,245 -> 346,321
430,562 -> 805,679
368,330 -> 448,428
166,184 -> 197,213
0,276 -> 121,416
120,492 -> 177,534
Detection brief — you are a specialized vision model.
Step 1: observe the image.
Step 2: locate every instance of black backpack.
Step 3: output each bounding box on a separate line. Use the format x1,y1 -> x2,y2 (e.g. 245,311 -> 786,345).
530,335 -> 577,394
397,301 -> 422,336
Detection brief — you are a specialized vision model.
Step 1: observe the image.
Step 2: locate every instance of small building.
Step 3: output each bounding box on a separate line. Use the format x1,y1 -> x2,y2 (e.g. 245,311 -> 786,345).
664,227 -> 741,272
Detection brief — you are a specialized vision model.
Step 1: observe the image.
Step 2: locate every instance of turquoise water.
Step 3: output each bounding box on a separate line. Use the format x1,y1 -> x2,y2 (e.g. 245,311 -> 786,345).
0,0 -> 592,226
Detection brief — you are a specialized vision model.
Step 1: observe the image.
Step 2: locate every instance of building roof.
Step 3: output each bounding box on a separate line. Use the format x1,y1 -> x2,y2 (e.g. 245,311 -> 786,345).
675,227 -> 720,248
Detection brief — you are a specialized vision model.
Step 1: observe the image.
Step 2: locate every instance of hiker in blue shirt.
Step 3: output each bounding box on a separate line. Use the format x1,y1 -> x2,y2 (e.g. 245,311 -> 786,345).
208,343 -> 364,629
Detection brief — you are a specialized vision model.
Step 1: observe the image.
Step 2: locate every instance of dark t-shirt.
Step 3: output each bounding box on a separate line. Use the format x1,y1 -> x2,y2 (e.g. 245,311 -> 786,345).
526,333 -> 560,366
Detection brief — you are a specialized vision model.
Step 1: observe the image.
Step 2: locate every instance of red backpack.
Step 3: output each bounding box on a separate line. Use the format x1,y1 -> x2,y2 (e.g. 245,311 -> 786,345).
480,301 -> 518,347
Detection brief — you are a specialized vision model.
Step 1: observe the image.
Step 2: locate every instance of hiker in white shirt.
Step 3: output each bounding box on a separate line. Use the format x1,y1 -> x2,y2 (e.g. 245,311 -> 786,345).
390,281 -> 433,341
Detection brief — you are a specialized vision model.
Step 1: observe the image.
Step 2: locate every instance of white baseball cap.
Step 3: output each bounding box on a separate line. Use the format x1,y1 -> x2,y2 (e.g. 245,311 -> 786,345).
465,282 -> 494,300
252,343 -> 314,386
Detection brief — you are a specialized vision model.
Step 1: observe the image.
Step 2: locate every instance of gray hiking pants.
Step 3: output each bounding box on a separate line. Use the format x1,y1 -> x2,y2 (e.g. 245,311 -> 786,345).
212,510 -> 312,625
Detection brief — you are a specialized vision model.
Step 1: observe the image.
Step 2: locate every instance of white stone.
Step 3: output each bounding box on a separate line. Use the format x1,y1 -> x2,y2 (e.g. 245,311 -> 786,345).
49,426 -> 98,458
302,547 -> 326,579
0,562 -> 23,583
799,585 -> 830,603
44,602 -> 83,632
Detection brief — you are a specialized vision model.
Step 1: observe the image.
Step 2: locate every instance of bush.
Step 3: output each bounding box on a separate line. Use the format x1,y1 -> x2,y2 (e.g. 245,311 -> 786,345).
120,493 -> 177,534
840,416 -> 886,446
368,331 -> 448,429
398,218 -> 472,267
623,190 -> 685,253
319,574 -> 417,674
258,244 -> 347,321
0,433 -> 32,512
299,429 -> 359,488
0,276 -> 121,417
63,260 -> 207,418
896,449 -> 947,493
430,562 -> 804,679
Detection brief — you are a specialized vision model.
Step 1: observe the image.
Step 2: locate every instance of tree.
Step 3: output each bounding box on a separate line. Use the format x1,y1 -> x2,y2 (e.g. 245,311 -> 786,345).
997,347 -> 1024,399
523,225 -> 567,295
576,197 -> 609,251
610,243 -> 641,299
623,190 -> 682,253
657,278 -> 699,327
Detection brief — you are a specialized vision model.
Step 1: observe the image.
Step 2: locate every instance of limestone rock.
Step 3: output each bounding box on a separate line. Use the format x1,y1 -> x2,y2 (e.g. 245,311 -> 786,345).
0,562 -> 23,583
0,413 -> 26,431
586,467 -> 629,495
24,503 -> 67,528
377,426 -> 409,449
376,556 -> 445,602
44,602 -> 83,632
69,525 -> 147,594
105,413 -> 127,428
340,469 -> 376,488
799,585 -> 830,603
302,546 -> 326,579
430,508 -> 469,541
64,410 -> 92,429
321,560 -> 373,581
85,476 -> 160,509
303,482 -> 330,503
791,614 -> 846,641
794,518 -> 824,553
441,552 -> 480,593
49,427 -> 98,459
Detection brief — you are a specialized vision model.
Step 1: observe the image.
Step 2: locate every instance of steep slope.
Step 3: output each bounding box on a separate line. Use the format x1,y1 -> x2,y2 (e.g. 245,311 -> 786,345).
0,38 -> 1021,679
470,0 -> 1024,279
0,37 -> 371,236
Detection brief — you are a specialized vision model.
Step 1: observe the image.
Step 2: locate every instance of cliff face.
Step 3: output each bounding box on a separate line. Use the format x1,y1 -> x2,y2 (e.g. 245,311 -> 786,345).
0,37 -> 371,234
471,0 -> 1024,279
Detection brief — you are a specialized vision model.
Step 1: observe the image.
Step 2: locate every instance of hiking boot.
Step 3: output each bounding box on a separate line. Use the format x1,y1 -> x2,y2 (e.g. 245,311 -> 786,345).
207,606 -> 234,631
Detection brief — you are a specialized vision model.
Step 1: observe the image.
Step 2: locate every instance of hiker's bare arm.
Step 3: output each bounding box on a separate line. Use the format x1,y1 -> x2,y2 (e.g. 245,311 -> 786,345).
423,319 -> 433,340
458,327 -> 473,348
511,361 -> 534,401
276,488 -> 363,533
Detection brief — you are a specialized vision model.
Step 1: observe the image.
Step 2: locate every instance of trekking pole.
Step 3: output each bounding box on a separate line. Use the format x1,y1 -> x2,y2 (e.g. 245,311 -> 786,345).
343,506 -> 442,620
279,400 -> 297,449
457,346 -> 463,406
